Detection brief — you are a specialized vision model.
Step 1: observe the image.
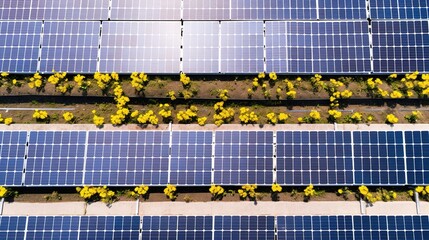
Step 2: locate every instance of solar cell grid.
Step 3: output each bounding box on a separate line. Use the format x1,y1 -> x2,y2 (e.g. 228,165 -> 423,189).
214,216 -> 275,239
220,21 -> 264,73
40,21 -> 100,73
111,0 -> 181,20
78,216 -> 140,240
353,131 -> 406,185
26,216 -> 80,240
0,216 -> 27,240
170,131 -> 213,185
405,131 -> 429,185
25,131 -> 86,186
29,0 -> 108,20
214,131 -> 274,185
276,131 -> 354,185
182,21 -> 220,74
279,21 -> 371,73
0,131 -> 26,186
370,0 -> 429,19
183,0 -> 230,20
0,0 -> 32,20
319,0 -> 367,19
372,20 -> 429,73
0,21 -> 42,73
99,21 -> 181,73
85,131 -> 170,186
142,216 -> 213,240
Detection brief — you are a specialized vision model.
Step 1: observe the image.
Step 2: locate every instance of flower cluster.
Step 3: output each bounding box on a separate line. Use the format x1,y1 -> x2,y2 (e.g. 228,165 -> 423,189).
177,106 -> 198,123
239,107 -> 258,124
0,114 -> 13,125
130,72 -> 149,93
128,185 -> 149,199
405,111 -> 422,123
74,74 -> 91,92
137,110 -> 159,125
376,188 -> 397,202
94,72 -> 117,94
167,91 -> 176,100
358,185 -> 377,204
284,80 -> 297,99
179,89 -> 194,100
327,109 -> 342,123
310,74 -> 324,91
266,112 -> 289,124
76,186 -> 116,204
180,72 -> 191,87
164,184 -> 177,201
298,110 -> 321,124
158,104 -> 172,122
409,186 -> 429,201
217,89 -> 229,101
33,109 -> 49,122
213,102 -> 235,126
0,186 -> 17,199
198,117 -> 207,126
62,112 -> 75,123
48,71 -> 72,94
27,72 -> 45,91
271,183 -> 282,193
303,184 -> 316,201
238,184 -> 257,201
269,72 -> 277,81
209,185 -> 225,201
345,112 -> 363,124
385,113 -> 399,124
92,110 -> 104,127
415,73 -> 429,97
366,78 -> 388,98
336,187 -> 352,200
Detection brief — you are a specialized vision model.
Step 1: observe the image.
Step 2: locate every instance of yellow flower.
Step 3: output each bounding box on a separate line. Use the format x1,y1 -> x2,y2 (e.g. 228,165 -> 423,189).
63,112 -> 74,123
258,72 -> 265,79
386,114 -> 398,124
359,185 -> 369,196
1,72 -> 9,77
4,118 -> 12,125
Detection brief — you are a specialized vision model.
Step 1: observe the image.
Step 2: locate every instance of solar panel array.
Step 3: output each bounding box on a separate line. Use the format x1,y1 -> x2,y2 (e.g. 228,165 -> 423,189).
2,130 -> 429,187
1,215 -> 428,240
0,1 -> 428,74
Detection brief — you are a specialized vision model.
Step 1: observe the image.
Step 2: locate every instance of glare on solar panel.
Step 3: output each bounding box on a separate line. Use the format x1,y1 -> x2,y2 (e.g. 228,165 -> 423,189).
183,0 -> 230,20
0,131 -> 27,186
99,21 -> 181,73
319,0 -> 367,19
182,21 -> 220,73
372,20 -> 429,73
0,21 -> 42,73
111,0 -> 181,20
0,1 -> 32,20
40,21 -> 100,73
29,0 -> 109,20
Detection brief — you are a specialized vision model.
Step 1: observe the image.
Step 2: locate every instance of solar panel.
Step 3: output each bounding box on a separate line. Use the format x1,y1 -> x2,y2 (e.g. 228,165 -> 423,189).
85,131 -> 170,186
0,216 -> 27,240
40,21 -> 99,73
26,216 -> 80,240
276,131 -> 354,185
99,21 -> 181,73
372,20 -> 429,73
142,216 -> 213,239
0,1 -> 32,20
0,21 -> 42,73
29,0 -> 108,20
267,21 -> 371,73
214,131 -> 274,185
25,131 -> 86,186
319,0 -> 367,19
79,216 -> 140,240
353,131 -> 406,185
183,0 -> 230,20
110,0 -> 181,20
182,21 -> 220,74
170,131 -> 213,185
230,0 -> 318,20
0,131 -> 26,186
405,131 -> 429,185
370,0 -> 429,19
214,216 -> 275,239
220,21 -> 264,73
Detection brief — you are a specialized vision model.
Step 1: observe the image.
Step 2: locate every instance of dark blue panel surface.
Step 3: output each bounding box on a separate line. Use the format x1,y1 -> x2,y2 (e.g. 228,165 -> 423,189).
372,20 -> 429,73
142,216 -> 213,239
25,131 -> 86,186
278,21 -> 371,73
183,21 -> 220,73
276,131 -> 354,185
405,131 -> 429,185
214,131 -> 274,185
370,0 -> 429,19
0,1 -> 32,20
0,21 -> 41,73
214,216 -> 275,239
99,21 -> 181,73
353,131 -> 406,185
111,0 -> 181,20
183,0 -> 230,20
26,216 -> 80,240
79,216 -> 140,240
85,131 -> 170,185
29,0 -> 108,20
0,216 -> 26,240
220,21 -> 264,73
170,131 -> 212,185
0,131 -> 26,186
319,0 -> 367,19
40,21 -> 99,73
231,0 -> 317,20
